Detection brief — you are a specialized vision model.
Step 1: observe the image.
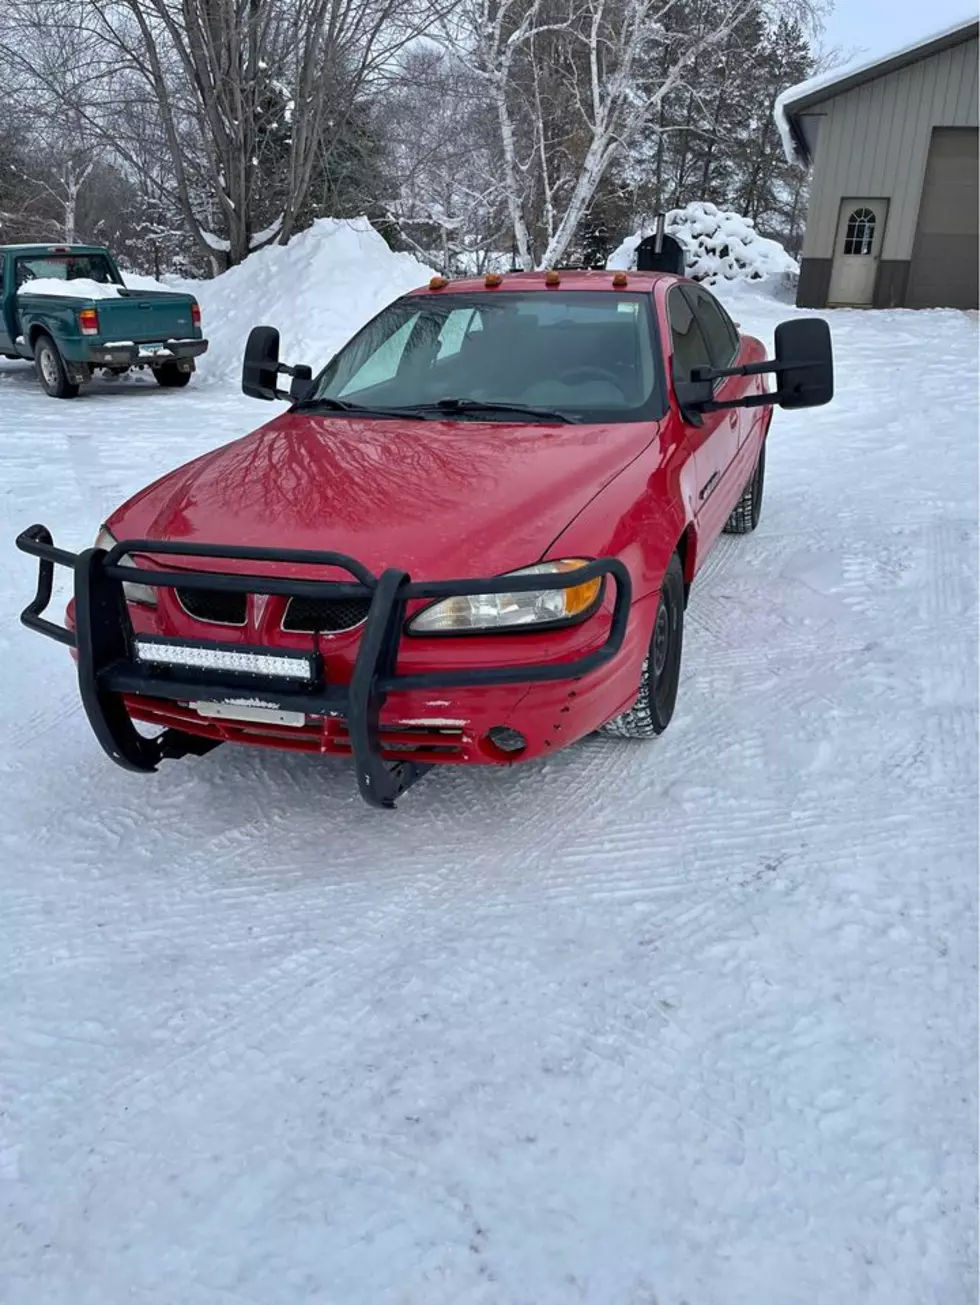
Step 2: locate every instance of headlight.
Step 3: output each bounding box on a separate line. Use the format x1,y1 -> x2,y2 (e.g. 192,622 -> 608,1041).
95,526 -> 158,607
408,559 -> 602,633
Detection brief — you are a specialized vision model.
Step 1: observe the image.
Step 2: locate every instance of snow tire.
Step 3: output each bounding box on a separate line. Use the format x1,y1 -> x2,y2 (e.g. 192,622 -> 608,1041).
154,363 -> 192,388
34,334 -> 79,400
723,439 -> 765,534
601,552 -> 685,739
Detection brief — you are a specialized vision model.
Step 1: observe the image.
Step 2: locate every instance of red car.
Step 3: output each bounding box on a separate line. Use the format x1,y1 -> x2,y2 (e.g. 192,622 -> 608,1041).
16,268 -> 832,808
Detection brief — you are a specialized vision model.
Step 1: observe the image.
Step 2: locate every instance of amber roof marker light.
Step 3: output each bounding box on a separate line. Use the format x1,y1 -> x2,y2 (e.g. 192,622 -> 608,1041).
612,272 -> 628,287
429,275 -> 449,290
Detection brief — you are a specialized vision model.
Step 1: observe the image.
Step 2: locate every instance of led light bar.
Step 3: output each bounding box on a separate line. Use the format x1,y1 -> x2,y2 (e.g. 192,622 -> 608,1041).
135,640 -> 313,681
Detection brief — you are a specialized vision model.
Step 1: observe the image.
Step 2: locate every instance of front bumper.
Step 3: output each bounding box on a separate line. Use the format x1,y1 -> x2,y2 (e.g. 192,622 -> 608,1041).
84,339 -> 209,368
15,527 -> 632,809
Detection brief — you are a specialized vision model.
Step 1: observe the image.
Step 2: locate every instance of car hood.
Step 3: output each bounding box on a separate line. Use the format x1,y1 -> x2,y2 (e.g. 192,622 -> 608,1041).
108,410 -> 657,581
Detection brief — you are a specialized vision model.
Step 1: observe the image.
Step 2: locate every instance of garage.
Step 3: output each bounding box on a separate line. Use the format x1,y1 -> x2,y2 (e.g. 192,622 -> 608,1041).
907,128 -> 979,309
778,18 -> 979,311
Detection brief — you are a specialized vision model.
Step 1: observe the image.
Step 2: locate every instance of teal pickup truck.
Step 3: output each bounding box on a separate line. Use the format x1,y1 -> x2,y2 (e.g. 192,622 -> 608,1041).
0,242 -> 208,398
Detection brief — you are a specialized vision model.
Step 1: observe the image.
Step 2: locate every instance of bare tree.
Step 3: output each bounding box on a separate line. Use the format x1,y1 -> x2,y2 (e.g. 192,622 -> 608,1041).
1,0 -> 450,268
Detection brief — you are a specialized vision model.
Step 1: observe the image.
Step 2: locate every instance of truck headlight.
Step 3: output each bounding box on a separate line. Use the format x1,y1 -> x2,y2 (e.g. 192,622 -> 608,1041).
408,559 -> 602,633
95,527 -> 158,607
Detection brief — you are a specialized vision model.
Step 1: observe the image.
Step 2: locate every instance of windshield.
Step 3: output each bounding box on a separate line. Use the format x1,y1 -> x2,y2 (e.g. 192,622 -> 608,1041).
308,291 -> 661,423
15,253 -> 119,287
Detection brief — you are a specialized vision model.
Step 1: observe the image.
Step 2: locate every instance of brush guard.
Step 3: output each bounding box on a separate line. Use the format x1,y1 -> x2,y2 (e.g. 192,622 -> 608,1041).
15,526 -> 632,809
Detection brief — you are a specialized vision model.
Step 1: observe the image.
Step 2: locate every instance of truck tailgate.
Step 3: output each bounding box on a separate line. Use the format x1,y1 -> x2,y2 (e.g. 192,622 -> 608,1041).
96,291 -> 197,344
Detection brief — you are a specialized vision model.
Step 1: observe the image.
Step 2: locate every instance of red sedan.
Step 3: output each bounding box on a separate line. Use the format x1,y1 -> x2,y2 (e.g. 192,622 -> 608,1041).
16,268 -> 832,808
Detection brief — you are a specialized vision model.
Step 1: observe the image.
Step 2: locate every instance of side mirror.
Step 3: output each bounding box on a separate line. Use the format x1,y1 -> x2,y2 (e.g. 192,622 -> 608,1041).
673,374 -> 712,425
242,325 -> 281,400
773,318 -> 833,409
289,364 -> 314,403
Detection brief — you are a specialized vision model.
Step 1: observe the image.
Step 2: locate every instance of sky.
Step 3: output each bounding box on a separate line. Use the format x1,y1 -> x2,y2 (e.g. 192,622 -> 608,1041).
820,0 -> 978,62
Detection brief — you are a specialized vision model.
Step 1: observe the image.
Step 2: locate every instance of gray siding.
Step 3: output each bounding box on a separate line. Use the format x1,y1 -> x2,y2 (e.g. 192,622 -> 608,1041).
800,36 -> 978,260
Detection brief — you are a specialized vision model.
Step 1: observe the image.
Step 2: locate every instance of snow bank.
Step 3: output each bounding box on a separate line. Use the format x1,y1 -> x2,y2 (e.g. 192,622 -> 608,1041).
170,217 -> 434,386
607,202 -> 799,289
18,278 -> 124,300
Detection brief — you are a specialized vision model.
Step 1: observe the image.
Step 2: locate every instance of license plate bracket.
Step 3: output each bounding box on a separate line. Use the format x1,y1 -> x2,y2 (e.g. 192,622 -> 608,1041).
192,701 -> 306,727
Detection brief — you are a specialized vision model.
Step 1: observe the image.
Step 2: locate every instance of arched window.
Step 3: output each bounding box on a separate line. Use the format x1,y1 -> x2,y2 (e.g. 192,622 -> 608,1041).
843,208 -> 876,256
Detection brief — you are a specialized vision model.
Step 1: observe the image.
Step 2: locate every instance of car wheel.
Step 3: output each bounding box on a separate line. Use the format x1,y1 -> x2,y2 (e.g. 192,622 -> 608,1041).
601,552 -> 685,739
154,362 -> 192,388
724,439 -> 765,534
34,334 -> 79,399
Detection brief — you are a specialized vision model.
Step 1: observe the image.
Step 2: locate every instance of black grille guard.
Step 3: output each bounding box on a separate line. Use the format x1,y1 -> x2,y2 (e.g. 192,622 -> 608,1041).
15,525 -> 632,809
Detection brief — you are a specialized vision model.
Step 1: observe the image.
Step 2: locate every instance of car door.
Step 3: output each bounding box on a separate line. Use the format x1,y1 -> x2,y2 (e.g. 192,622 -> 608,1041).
666,285 -> 737,545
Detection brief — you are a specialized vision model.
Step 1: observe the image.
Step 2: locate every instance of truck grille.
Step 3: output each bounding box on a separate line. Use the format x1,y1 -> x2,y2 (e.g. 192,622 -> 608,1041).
282,596 -> 372,633
176,588 -> 247,626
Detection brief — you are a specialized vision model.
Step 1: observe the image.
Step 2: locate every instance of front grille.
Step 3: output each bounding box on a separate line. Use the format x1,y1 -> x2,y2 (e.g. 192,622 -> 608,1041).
176,588 -> 247,625
282,596 -> 372,633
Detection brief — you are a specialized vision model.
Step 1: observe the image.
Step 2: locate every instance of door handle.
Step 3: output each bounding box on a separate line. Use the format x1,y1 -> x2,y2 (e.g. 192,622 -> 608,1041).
699,471 -> 721,501
728,411 -> 738,427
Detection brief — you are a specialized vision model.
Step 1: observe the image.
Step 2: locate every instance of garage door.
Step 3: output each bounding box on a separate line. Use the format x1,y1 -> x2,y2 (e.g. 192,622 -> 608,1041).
906,128 -> 979,309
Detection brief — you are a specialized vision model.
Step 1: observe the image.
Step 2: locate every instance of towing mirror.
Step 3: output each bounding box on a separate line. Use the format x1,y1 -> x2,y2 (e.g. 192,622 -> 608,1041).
772,318 -> 833,408
243,326 -> 315,403
674,316 -> 834,420
242,325 -> 281,400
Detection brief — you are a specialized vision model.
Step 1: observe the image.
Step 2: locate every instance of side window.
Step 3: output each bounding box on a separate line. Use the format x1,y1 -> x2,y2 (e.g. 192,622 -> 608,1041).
667,286 -> 712,379
0,257 -> 4,294
683,285 -> 739,367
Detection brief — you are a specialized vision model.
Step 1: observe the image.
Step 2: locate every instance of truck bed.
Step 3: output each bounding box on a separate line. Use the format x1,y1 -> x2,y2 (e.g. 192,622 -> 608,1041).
15,286 -> 199,349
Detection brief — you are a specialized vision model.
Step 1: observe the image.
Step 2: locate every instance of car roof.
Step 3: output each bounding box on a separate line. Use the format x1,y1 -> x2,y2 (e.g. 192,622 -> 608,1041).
407,269 -> 680,296
0,243 -> 109,256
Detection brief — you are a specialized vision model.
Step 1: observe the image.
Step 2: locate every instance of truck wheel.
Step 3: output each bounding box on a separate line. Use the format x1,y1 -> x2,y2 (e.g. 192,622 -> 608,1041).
724,439 -> 765,534
154,363 -> 192,388
34,334 -> 79,399
601,552 -> 684,739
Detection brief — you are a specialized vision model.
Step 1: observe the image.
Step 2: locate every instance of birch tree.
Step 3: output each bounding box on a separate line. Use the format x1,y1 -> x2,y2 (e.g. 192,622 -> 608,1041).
446,0 -> 823,268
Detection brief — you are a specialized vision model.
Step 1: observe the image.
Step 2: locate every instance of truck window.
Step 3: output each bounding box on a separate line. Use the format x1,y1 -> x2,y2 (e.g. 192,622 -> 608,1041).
15,253 -> 119,288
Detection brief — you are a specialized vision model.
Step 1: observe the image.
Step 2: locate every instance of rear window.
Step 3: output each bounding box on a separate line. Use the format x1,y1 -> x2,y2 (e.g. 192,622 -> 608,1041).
15,253 -> 119,288
313,290 -> 663,424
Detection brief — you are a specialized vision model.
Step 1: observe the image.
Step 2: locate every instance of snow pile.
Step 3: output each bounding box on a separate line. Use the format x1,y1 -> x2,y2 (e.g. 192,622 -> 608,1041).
18,278 -> 125,300
170,217 -> 434,385
607,203 -> 799,288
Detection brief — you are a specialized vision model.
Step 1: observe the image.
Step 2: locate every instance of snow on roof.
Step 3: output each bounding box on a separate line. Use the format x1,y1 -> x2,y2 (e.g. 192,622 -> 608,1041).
774,15 -> 979,165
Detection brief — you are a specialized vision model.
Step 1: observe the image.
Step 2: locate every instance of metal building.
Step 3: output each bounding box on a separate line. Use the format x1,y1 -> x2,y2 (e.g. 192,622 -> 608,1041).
779,19 -> 978,309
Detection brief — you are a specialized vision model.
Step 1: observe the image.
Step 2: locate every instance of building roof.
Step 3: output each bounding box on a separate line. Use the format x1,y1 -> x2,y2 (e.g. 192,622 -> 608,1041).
774,16 -> 980,165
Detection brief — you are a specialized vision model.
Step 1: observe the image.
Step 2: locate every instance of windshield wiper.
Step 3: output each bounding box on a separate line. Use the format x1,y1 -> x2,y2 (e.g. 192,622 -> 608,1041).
292,396 -> 430,420
406,398 -> 576,424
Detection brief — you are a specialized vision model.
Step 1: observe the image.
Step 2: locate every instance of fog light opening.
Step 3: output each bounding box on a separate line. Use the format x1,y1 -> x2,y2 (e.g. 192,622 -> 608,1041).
486,726 -> 527,757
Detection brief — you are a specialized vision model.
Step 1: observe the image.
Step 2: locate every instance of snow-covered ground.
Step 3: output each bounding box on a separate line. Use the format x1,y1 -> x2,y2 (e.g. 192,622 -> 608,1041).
0,275 -> 976,1303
